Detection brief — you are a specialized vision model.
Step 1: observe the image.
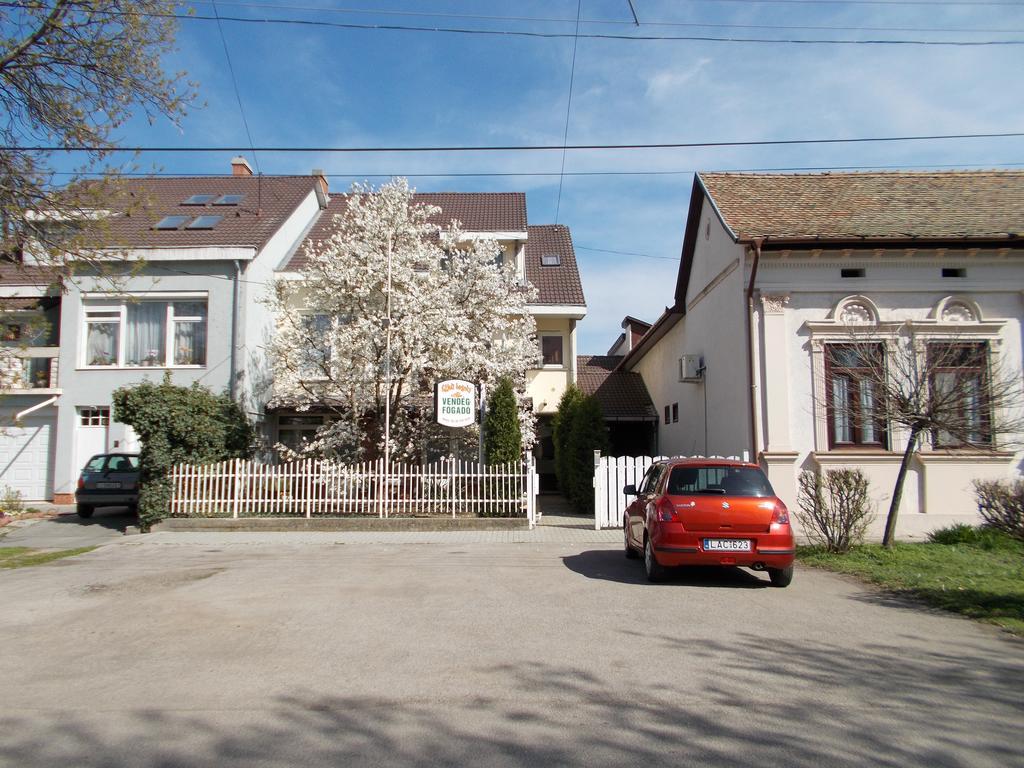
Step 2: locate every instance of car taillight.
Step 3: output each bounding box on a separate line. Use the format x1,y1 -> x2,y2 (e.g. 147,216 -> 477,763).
76,475 -> 84,490
771,501 -> 790,525
657,498 -> 675,522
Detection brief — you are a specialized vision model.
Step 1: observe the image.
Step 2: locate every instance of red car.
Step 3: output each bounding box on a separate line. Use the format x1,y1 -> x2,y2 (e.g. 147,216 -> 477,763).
623,458 -> 795,586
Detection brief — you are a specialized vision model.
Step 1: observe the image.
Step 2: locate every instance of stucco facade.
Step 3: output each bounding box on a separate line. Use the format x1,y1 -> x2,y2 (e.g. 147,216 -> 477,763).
623,171 -> 1024,541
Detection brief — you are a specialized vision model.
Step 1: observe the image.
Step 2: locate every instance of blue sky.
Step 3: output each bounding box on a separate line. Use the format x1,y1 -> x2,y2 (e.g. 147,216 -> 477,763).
91,0 -> 1024,353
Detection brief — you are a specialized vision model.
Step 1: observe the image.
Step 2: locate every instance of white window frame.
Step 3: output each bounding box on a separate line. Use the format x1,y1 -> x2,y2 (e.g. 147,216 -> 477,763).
539,332 -> 566,369
80,294 -> 208,370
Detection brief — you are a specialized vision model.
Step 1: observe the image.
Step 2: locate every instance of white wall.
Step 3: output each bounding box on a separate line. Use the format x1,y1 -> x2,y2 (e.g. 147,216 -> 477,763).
632,202 -> 751,458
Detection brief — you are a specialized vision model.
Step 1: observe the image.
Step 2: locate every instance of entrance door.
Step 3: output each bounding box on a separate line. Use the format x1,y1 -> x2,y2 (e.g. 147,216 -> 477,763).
75,407 -> 110,474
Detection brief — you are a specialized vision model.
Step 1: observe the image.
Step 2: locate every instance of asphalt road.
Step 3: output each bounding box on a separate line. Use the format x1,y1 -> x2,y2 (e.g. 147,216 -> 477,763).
1,537 -> 1022,768
0,507 -> 135,549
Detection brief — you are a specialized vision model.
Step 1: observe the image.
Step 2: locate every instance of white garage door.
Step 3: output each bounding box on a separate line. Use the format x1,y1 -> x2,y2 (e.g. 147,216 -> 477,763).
0,415 -> 55,500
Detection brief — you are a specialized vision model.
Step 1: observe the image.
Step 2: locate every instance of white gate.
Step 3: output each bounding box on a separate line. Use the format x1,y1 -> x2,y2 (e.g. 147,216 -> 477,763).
593,452 -> 749,530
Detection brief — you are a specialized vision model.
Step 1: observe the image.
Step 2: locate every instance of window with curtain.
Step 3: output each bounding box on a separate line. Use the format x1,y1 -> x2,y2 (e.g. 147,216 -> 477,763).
929,342 -> 990,447
83,299 -> 207,367
172,302 -> 207,366
85,311 -> 120,366
825,344 -> 887,449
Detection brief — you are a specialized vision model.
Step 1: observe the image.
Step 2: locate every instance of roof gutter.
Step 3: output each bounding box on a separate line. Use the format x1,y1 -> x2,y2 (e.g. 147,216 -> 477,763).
745,238 -> 764,461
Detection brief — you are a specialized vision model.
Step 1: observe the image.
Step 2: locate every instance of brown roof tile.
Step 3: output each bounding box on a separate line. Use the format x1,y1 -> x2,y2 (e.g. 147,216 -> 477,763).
525,224 -> 586,306
286,192 -> 526,270
577,355 -> 657,420
0,263 -> 58,288
98,176 -> 320,250
699,170 -> 1024,242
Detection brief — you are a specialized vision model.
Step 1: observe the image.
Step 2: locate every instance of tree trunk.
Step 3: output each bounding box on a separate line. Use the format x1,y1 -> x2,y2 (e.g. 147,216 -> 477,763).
882,426 -> 920,548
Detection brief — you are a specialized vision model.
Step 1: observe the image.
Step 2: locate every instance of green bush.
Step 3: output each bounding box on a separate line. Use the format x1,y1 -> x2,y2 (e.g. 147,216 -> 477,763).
973,478 -> 1024,542
565,394 -> 610,514
112,374 -> 254,530
796,468 -> 874,554
0,486 -> 24,517
928,523 -> 1015,550
484,377 -> 521,465
552,385 -> 583,496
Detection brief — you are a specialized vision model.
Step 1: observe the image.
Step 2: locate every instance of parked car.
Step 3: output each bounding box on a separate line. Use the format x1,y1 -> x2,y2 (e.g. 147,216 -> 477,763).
623,458 -> 795,586
75,453 -> 141,519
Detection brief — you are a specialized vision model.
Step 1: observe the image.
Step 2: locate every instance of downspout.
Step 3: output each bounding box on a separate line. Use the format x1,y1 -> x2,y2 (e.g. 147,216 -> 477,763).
745,238 -> 764,461
229,260 -> 241,401
15,395 -> 57,422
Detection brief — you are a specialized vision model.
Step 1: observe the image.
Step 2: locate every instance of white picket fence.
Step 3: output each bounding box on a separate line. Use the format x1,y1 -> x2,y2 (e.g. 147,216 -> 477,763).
169,456 -> 540,527
593,452 -> 749,530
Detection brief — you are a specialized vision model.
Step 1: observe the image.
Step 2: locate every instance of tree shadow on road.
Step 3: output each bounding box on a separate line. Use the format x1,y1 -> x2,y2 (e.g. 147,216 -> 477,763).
2,630 -> 1022,768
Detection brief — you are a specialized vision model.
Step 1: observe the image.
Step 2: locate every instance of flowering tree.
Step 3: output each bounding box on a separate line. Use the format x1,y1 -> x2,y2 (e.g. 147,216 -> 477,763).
267,178 -> 538,463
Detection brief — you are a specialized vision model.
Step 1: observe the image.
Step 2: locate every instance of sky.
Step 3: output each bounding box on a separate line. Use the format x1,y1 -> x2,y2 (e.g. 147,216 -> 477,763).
59,0 -> 1024,353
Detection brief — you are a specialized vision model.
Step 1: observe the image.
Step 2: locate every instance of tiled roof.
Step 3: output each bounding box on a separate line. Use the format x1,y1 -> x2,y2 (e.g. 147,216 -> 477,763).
97,176 -> 320,250
0,263 -> 58,287
699,170 -> 1024,242
286,192 -> 527,270
525,224 -> 586,306
577,355 -> 657,420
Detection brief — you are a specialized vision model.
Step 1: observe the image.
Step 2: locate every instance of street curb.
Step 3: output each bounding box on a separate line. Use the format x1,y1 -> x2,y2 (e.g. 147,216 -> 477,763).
151,517 -> 530,532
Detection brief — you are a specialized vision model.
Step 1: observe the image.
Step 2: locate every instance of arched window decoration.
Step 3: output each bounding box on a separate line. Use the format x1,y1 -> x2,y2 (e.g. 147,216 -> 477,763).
940,300 -> 977,323
833,295 -> 879,325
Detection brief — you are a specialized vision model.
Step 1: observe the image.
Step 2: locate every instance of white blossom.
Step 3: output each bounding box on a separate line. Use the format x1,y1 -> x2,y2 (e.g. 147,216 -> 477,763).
266,178 -> 538,462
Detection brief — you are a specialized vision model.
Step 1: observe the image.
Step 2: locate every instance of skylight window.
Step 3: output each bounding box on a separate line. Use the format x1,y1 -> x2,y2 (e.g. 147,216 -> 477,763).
213,194 -> 245,206
541,253 -> 561,267
154,215 -> 189,230
185,215 -> 223,230
182,194 -> 215,205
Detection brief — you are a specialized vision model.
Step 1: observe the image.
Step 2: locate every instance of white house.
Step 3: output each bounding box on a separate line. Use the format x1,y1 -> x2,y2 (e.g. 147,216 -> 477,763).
0,158 -> 328,502
619,170 -> 1024,539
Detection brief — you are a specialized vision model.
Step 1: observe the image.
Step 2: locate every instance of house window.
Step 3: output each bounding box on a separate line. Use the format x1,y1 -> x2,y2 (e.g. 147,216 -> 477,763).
664,405 -> 670,425
672,403 -> 679,423
300,314 -> 331,377
85,310 -> 121,367
79,407 -> 110,426
825,344 -> 887,448
83,299 -> 207,368
541,253 -> 561,267
540,335 -> 564,367
929,342 -> 990,447
278,414 -> 324,452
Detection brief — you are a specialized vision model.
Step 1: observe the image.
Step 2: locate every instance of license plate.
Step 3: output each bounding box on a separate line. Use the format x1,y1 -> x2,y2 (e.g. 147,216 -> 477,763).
704,538 -> 751,552
96,481 -> 121,489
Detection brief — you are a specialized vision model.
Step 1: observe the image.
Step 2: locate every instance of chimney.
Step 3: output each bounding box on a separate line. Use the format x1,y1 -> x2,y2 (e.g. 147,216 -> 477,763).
312,168 -> 330,207
231,156 -> 253,176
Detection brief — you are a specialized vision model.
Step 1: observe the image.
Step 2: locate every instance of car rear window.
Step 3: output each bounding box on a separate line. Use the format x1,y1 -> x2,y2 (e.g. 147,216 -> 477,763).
83,456 -> 107,472
108,455 -> 139,471
666,466 -> 775,498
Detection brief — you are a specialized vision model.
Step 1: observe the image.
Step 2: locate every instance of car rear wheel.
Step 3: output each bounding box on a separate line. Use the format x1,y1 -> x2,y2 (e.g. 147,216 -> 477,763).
768,565 -> 794,588
624,523 -> 639,559
76,504 -> 94,519
644,534 -> 668,583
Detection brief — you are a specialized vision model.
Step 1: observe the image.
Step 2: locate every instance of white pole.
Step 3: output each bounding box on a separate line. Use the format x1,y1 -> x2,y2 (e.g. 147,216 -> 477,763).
382,233 -> 393,517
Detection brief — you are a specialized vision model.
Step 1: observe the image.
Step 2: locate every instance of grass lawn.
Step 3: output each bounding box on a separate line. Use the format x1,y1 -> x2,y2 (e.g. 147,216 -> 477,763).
0,546 -> 97,569
799,535 -> 1024,635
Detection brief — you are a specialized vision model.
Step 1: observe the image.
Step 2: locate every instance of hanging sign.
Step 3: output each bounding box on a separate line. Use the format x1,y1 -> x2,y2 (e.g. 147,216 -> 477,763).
435,379 -> 476,428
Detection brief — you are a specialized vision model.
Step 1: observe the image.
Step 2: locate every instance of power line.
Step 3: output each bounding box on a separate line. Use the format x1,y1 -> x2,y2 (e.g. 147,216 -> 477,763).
47,160 -> 1024,179
554,0 -> 582,225
186,0 -> 1024,35
9,130 -> 1024,154
211,0 -> 261,175
5,5 -> 1019,46
576,245 -> 676,260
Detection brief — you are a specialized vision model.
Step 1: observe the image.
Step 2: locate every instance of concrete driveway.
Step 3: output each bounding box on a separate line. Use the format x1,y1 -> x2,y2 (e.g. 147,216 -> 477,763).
0,507 -> 136,549
1,536 -> 1021,768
